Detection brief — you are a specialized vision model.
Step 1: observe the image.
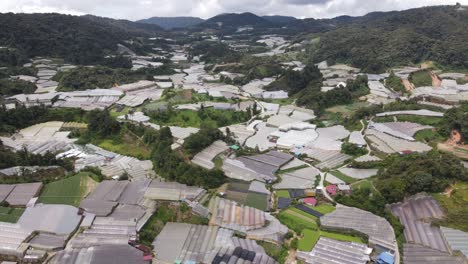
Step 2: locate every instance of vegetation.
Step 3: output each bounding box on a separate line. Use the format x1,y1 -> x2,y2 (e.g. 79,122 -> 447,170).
147,107 -> 251,128
309,6 -> 468,72
433,182 -> 468,232
298,228 -> 364,251
38,172 -> 98,206
0,13 -> 162,66
189,41 -> 241,64
0,79 -> 37,96
409,70 -> 432,87
257,241 -> 289,264
0,105 -> 87,133
341,142 -> 368,156
329,170 -> 359,184
0,207 -> 25,223
149,127 -> 226,189
276,190 -> 291,198
385,71 -> 406,93
375,151 -> 467,203
139,202 -> 208,247
54,65 -> 175,91
439,102 -> 468,141
183,125 -> 223,157
0,142 -> 73,172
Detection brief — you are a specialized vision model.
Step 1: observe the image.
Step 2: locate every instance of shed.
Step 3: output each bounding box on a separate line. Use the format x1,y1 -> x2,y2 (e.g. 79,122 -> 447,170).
303,197 -> 317,207
377,252 -> 395,264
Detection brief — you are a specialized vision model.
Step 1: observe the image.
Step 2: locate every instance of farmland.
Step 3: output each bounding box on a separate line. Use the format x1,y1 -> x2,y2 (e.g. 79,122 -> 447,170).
433,182 -> 468,232
38,172 -> 98,207
0,207 -> 25,223
330,170 -> 359,184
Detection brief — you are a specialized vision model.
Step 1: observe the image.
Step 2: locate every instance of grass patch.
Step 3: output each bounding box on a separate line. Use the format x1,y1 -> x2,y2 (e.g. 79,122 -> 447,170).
278,208 -> 318,233
374,115 -> 442,127
298,228 -> 365,251
38,172 -> 98,207
409,70 -> 432,87
330,170 -> 359,184
433,182 -> 468,232
313,204 -> 336,214
276,190 -> 290,198
245,192 -> 269,211
257,241 -> 288,263
148,108 -> 250,128
95,131 -> 151,160
298,229 -> 320,251
351,180 -> 373,191
414,129 -> 445,144
326,102 -> 370,118
0,207 -> 25,223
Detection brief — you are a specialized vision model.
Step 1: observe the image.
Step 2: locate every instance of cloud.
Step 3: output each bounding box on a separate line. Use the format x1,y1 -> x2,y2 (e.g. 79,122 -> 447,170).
0,0 -> 467,20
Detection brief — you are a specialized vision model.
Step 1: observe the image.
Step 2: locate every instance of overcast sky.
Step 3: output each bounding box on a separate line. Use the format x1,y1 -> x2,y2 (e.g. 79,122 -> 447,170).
1,0 -> 467,20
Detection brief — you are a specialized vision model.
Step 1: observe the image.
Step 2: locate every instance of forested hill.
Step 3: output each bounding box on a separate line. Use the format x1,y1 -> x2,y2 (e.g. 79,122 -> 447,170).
0,13 -> 163,66
308,5 -> 468,72
138,16 -> 205,29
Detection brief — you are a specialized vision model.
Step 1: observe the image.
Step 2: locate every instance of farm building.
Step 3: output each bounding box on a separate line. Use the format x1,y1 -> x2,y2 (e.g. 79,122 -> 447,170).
368,122 -> 432,141
403,243 -> 465,264
376,109 -> 444,117
296,237 -> 372,264
320,205 -> 397,253
117,112 -> 151,123
365,127 -> 432,154
51,244 -> 149,264
18,204 -> 81,236
390,194 -> 449,252
220,124 -> 255,145
325,185 -> 337,196
303,197 -> 317,207
111,80 -> 156,93
191,140 -> 229,169
273,166 -> 320,190
54,89 -> 123,110
222,151 -> 293,182
152,223 -> 278,264
0,182 -> 43,206
349,131 -> 367,146
440,227 -> 468,258
144,180 -> 205,201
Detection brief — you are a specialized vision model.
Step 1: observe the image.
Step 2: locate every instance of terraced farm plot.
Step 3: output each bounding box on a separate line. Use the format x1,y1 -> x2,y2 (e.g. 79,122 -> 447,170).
0,207 -> 25,223
278,208 -> 318,233
276,190 -> 290,198
38,172 -> 98,207
330,170 -> 359,184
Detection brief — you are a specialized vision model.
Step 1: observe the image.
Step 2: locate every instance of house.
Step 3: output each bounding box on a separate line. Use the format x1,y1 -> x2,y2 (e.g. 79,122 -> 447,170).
303,197 -> 317,207
326,185 -> 337,196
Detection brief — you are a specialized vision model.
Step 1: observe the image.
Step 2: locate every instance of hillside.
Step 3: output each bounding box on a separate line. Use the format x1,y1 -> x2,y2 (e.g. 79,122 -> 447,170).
308,5 -> 468,72
200,12 -> 271,28
262,15 -> 297,25
0,13 -> 163,66
138,16 -> 204,29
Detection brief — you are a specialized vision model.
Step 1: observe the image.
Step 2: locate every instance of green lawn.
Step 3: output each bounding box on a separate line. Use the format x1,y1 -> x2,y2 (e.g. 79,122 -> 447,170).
330,170 -> 359,184
0,207 -> 25,223
298,229 -> 320,251
276,190 -> 290,198
149,109 -> 250,128
38,172 -> 97,206
312,204 -> 336,214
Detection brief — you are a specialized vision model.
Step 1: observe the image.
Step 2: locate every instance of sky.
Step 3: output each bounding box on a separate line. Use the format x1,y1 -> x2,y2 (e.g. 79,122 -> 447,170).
1,0 -> 467,21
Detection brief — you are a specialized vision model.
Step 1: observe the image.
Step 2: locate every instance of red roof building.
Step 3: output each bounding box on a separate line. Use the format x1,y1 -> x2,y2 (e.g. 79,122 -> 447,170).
326,185 -> 337,196
304,197 -> 317,206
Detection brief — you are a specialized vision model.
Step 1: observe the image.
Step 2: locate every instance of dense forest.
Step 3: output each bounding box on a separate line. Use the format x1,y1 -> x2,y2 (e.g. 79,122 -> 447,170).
439,102 -> 468,141
308,5 -> 468,72
0,13 -> 163,66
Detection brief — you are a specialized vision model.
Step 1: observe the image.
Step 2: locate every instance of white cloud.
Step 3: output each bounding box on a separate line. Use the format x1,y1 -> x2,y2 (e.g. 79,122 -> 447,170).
0,0 -> 467,20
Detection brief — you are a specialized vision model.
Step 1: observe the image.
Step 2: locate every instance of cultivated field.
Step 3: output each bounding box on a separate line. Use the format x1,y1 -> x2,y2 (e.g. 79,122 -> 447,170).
38,172 -> 98,207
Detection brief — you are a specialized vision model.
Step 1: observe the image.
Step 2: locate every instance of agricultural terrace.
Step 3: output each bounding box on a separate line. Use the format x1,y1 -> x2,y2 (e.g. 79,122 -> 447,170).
38,172 -> 98,207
